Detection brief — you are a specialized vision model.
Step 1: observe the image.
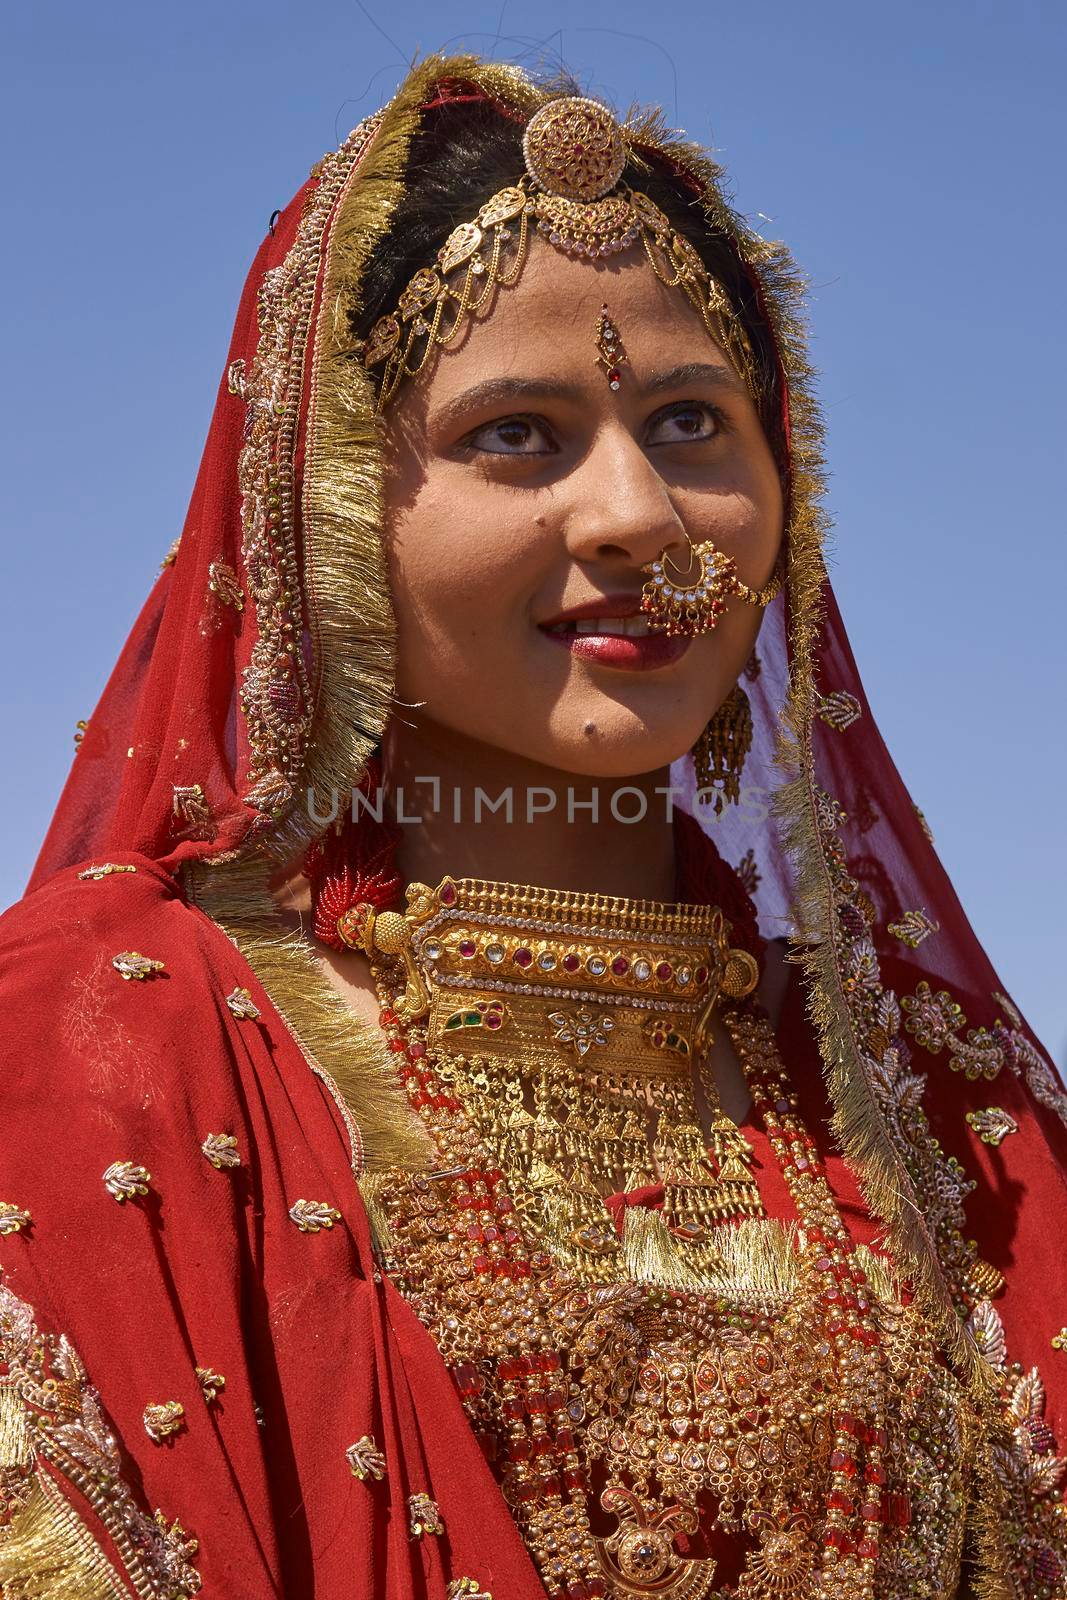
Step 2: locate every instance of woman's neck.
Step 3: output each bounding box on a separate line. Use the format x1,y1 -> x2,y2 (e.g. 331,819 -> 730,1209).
379,716 -> 679,902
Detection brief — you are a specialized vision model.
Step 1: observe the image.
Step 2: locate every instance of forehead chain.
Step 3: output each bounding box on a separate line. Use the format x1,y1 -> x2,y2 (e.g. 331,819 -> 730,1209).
357,96 -> 758,411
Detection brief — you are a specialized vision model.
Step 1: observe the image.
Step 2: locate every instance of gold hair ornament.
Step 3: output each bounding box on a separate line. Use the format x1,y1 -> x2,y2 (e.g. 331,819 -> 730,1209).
358,96 -> 758,410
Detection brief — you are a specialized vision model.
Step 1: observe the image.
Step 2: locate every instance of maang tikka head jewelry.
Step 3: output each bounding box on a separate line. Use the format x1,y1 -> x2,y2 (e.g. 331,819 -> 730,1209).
639,534 -> 782,636
593,305 -> 627,390
358,95 -> 759,410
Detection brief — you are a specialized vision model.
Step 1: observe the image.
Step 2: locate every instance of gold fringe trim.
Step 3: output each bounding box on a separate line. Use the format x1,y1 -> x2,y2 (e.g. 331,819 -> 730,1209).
623,1210 -> 800,1303
189,860 -> 429,1173
0,1472 -> 127,1600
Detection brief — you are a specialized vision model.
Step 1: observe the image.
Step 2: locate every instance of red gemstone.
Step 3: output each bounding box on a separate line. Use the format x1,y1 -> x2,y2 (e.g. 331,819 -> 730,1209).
459,940 -> 476,958
378,1007 -> 398,1026
865,1463 -> 886,1486
440,883 -> 456,905
507,1437 -> 531,1461
858,1538 -> 879,1560
861,1500 -> 882,1521
562,953 -> 580,972
555,1428 -> 575,1451
655,961 -> 673,981
694,965 -> 708,984
514,947 -> 533,967
611,956 -> 629,975
407,1040 -> 427,1059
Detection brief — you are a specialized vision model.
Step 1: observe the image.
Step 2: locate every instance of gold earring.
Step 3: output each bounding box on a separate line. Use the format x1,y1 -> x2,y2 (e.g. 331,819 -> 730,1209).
691,683 -> 752,815
640,540 -> 781,635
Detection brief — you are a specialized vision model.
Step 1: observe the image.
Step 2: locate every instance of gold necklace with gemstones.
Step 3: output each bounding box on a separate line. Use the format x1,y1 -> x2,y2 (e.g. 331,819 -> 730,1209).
358,874 -> 945,1600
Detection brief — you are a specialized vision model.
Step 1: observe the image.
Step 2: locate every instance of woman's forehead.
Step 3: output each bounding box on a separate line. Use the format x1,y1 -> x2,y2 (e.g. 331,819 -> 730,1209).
402,242 -> 736,415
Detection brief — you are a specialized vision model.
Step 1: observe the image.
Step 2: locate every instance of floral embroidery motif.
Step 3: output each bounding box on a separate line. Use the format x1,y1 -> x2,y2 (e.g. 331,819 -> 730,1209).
112,951 -> 166,981
447,1582 -> 493,1600
0,1202 -> 31,1235
965,1106 -> 1019,1146
816,689 -> 862,730
78,862 -> 138,881
735,845 -> 761,895
225,987 -> 260,1021
345,1435 -> 386,1481
200,1133 -> 241,1170
226,357 -> 247,398
194,1367 -> 225,1405
900,983 -> 1067,1117
171,785 -> 214,843
407,1491 -> 444,1539
886,909 -> 939,949
160,535 -> 181,570
1052,1330 -> 1067,1352
206,559 -> 244,612
103,1161 -> 152,1202
287,1199 -> 342,1233
143,1401 -> 186,1444
0,1281 -> 201,1595
967,1301 -> 1067,1590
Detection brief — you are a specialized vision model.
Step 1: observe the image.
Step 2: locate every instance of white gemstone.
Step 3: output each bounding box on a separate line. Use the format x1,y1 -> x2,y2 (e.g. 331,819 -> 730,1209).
485,943 -> 505,964
633,959 -> 652,982
538,952 -> 557,971
424,940 -> 442,961
587,956 -> 607,976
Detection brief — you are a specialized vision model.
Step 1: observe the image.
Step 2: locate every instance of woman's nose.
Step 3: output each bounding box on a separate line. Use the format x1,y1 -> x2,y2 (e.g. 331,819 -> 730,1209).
562,429 -> 689,569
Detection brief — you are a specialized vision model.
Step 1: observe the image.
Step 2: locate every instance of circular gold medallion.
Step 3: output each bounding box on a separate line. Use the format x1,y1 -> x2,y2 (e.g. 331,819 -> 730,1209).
523,96 -> 626,202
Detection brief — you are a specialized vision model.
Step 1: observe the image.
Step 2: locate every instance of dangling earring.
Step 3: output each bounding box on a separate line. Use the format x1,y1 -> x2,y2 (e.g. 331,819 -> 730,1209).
691,683 -> 752,815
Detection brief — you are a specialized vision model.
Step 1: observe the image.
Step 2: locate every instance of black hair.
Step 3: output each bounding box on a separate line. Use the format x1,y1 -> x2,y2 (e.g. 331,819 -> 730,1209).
351,94 -> 785,461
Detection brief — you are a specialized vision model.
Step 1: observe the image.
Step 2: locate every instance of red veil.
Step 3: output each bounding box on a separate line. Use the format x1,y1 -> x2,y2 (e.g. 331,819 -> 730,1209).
2,53 -> 1065,1600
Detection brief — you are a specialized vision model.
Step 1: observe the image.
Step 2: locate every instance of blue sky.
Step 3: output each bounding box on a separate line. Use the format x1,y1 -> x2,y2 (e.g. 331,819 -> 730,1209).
3,0 -> 1064,1062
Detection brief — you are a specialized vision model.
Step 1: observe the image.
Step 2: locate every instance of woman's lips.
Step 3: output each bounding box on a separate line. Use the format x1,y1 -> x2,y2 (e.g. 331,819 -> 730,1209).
539,625 -> 692,670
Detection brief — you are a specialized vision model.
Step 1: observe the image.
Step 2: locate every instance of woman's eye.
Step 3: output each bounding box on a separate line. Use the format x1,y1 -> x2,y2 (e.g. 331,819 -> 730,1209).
464,415 -> 556,455
646,402 -> 723,445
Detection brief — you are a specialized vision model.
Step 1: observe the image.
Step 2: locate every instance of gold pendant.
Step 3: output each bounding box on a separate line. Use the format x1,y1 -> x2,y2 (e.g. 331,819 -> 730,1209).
596,1487 -> 719,1599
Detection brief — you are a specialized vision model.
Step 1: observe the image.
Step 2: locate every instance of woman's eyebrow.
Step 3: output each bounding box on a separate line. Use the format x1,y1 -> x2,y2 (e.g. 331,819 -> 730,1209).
642,361 -> 748,398
432,376 -> 578,430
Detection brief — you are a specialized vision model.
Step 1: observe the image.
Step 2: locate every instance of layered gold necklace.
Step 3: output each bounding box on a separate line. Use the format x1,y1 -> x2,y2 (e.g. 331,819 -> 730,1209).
363,874 -> 974,1600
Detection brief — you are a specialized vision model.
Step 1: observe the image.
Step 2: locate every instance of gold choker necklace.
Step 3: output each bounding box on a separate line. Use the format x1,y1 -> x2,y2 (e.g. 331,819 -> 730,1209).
361,871 -> 965,1600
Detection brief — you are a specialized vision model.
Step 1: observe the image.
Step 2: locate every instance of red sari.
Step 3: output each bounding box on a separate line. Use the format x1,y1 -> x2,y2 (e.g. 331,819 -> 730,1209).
2,53 -> 1065,1600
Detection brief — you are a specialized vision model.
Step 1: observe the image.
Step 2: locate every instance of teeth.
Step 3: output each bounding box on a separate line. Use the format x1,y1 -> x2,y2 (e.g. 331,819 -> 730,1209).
571,616 -> 651,637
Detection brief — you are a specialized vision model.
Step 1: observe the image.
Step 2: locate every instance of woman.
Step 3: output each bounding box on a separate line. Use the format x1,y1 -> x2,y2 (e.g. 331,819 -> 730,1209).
1,53 -> 1064,1600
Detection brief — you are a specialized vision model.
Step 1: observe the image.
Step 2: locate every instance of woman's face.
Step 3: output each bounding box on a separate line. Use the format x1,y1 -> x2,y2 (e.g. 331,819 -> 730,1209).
381,242 -> 784,780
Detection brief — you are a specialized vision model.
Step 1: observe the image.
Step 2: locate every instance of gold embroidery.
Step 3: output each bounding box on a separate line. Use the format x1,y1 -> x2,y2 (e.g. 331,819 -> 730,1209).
111,952 -> 165,982
200,1133 -> 241,1171
965,1106 -> 1018,1146
78,863 -> 137,881
345,1435 -> 386,1481
1052,1330 -> 1067,1351
0,1282 -> 200,1596
225,986 -> 260,1020
206,560 -> 244,612
0,1203 -> 31,1236
886,909 -> 939,949
142,1402 -> 185,1444
159,536 -> 181,570
447,1582 -> 493,1600
102,1161 -> 152,1203
407,1492 -> 444,1539
287,1199 -> 341,1233
171,785 -> 214,842
816,689 -> 862,730
194,1368 -> 225,1405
